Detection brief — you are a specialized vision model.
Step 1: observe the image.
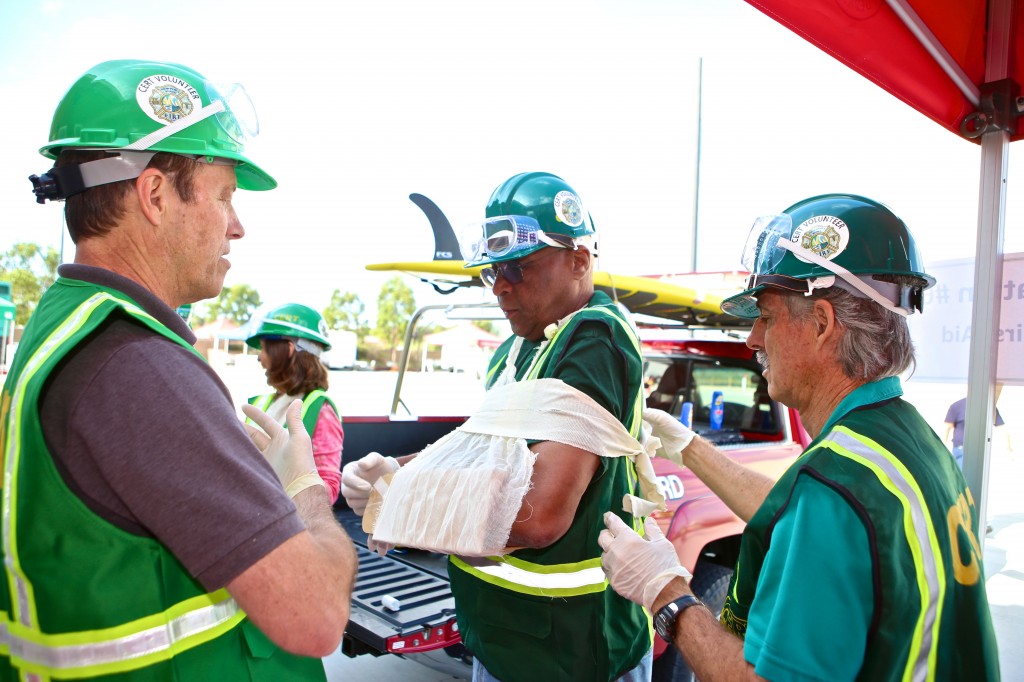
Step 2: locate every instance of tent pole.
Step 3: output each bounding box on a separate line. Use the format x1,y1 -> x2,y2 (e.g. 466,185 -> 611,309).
963,0 -> 1014,548
965,130 -> 1008,546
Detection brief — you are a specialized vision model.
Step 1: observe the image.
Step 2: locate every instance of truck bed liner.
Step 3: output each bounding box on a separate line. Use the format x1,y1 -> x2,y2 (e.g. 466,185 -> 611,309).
336,509 -> 458,656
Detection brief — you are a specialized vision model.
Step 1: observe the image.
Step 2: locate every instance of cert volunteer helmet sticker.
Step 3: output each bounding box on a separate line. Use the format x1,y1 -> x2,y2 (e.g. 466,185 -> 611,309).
790,215 -> 850,262
553,190 -> 584,227
135,74 -> 203,125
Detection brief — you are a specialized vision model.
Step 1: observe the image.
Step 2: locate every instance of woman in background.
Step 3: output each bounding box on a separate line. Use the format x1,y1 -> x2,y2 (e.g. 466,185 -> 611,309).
246,303 -> 343,503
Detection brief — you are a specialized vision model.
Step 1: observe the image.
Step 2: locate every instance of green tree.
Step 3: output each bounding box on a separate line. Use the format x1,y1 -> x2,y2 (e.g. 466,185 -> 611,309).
0,242 -> 60,325
374,276 -> 417,363
200,283 -> 262,326
324,290 -> 368,337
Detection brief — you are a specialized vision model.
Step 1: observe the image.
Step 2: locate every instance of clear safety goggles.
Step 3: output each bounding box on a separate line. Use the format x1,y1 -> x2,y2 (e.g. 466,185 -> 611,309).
460,215 -> 576,265
206,81 -> 260,146
738,214 -> 915,317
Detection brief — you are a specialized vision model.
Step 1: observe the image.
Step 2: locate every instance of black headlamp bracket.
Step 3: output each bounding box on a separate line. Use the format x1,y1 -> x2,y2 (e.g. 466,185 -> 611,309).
28,164 -> 86,204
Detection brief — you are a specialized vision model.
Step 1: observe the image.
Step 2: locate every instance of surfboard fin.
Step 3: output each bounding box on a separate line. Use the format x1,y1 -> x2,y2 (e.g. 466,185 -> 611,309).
409,193 -> 460,262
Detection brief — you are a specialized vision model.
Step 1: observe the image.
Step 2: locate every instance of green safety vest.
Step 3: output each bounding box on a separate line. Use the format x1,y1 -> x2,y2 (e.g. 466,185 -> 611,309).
448,294 -> 651,682
0,277 -> 325,682
248,390 -> 339,438
722,396 -> 1000,681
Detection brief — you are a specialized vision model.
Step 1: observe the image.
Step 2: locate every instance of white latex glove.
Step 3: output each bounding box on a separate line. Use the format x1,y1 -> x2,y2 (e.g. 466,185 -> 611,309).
340,452 -> 400,515
242,399 -> 325,498
643,408 -> 696,465
598,513 -> 691,612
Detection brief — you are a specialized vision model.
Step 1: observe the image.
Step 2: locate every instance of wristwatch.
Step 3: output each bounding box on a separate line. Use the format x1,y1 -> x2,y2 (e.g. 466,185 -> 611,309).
653,594 -> 703,642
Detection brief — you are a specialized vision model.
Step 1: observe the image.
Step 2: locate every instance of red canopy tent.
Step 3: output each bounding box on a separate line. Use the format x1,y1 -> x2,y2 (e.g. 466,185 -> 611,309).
742,0 -> 1021,535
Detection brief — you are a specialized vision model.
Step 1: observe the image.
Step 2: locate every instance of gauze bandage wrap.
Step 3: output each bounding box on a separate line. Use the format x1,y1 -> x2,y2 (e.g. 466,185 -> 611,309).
366,378 -> 668,557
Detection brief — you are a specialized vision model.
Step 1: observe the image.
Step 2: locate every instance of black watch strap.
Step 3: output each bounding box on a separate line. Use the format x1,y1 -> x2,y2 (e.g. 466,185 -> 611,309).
653,594 -> 703,642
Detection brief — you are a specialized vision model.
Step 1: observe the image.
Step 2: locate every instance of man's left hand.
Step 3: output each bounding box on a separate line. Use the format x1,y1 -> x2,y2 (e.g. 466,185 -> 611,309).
598,513 -> 691,612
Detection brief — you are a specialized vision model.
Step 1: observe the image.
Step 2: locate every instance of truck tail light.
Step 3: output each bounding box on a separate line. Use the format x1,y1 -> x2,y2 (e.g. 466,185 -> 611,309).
385,616 -> 461,653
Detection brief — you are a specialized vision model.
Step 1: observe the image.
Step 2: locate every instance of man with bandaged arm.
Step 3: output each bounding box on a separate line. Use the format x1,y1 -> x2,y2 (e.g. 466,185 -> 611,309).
342,172 -> 665,682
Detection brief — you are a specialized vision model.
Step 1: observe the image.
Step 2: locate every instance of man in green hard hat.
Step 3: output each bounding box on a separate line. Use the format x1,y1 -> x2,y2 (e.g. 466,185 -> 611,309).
342,171 -> 654,682
597,194 -> 1000,680
2,60 -> 356,680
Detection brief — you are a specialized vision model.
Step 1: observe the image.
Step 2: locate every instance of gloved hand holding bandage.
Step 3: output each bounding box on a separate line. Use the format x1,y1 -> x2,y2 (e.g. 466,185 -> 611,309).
341,452 -> 400,516
242,399 -> 325,498
643,408 -> 696,466
598,513 -> 691,612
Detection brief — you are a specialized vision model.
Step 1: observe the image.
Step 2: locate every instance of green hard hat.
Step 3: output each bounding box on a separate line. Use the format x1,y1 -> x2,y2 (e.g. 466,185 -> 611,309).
41,59 -> 275,191
246,303 -> 331,351
721,193 -> 935,318
462,172 -> 596,266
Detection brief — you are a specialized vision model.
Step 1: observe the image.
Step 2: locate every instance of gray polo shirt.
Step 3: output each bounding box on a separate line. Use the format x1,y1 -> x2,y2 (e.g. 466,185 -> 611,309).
40,264 -> 304,589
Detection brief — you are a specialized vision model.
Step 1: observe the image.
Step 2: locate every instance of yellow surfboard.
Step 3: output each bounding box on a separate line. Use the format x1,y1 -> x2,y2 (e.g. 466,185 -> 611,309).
366,261 -> 750,328
369,193 -> 751,328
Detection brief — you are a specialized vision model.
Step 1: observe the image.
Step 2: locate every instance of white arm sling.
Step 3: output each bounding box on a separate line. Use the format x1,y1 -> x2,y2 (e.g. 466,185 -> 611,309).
365,373 -> 668,557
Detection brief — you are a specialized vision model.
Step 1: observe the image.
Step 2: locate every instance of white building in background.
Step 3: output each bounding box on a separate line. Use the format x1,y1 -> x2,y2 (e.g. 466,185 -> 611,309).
322,330 -> 359,370
420,324 -> 501,378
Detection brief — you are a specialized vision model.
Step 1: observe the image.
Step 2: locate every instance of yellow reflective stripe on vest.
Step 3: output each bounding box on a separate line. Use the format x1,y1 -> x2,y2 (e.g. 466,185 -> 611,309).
302,390 -> 328,420
486,354 -> 505,384
525,306 -> 644,438
245,393 -> 276,428
525,305 -> 645,534
450,555 -> 606,598
817,426 -> 945,682
248,391 -> 328,430
2,292 -> 242,679
3,293 -> 150,630
3,591 -> 244,679
253,394 -> 274,411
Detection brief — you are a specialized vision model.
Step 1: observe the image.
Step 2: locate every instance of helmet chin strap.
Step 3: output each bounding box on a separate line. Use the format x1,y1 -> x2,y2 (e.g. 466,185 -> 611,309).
30,151 -> 157,203
123,100 -> 226,151
777,240 -> 911,317
293,337 -> 324,357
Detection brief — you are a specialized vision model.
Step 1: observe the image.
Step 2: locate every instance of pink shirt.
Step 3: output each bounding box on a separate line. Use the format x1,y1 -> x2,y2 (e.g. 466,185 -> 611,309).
311,404 -> 343,504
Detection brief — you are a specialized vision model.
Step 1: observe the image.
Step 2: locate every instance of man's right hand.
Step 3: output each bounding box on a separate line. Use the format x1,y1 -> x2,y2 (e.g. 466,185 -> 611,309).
341,452 -> 400,515
599,513 -> 691,612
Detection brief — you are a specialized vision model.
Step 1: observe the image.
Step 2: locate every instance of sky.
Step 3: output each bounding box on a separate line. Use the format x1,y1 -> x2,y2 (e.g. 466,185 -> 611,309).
2,0 -> 1022,326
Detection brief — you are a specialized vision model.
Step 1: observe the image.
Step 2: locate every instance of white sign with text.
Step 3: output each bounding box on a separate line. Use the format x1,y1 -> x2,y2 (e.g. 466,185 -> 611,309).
907,253 -> 1024,384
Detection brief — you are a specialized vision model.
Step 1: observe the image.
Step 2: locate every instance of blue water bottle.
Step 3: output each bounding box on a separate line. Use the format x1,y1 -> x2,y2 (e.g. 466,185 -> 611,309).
709,391 -> 725,430
679,401 -> 693,428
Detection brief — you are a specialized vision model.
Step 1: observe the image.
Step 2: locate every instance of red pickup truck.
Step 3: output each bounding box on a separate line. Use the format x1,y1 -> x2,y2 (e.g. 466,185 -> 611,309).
333,309 -> 809,681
